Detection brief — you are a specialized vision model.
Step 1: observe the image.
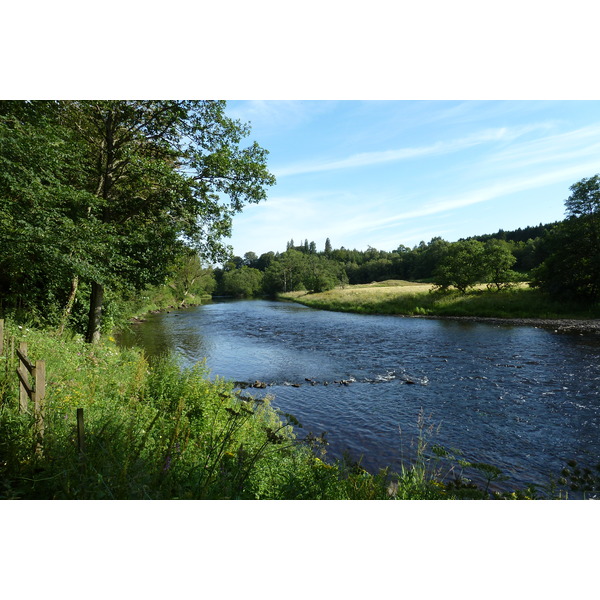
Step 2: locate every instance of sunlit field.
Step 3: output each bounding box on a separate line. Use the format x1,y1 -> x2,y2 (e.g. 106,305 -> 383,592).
280,281 -> 598,320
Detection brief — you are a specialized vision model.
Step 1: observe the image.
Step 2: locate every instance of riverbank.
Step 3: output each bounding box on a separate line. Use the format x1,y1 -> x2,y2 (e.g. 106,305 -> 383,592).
5,318 -> 585,499
416,314 -> 600,334
280,282 -> 600,333
127,296 -> 211,323
1,319 -> 505,499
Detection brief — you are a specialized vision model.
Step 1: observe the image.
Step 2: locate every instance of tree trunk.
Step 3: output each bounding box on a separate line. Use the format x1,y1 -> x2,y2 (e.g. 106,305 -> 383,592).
58,275 -> 79,335
85,281 -> 104,344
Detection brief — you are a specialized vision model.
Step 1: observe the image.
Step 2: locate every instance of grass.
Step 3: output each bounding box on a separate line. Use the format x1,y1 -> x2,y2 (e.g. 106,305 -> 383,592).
280,281 -> 600,320
1,319 -> 587,499
0,320 -> 462,499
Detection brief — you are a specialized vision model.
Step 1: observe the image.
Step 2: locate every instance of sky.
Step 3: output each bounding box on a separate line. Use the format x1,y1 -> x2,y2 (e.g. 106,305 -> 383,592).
225,100 -> 600,258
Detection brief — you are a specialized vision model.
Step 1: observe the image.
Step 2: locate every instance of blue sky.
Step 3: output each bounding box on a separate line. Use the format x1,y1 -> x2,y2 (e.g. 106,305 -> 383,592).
225,101 -> 600,258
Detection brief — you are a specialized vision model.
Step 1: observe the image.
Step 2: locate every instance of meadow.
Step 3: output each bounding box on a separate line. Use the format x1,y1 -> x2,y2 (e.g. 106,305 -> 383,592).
280,280 -> 600,321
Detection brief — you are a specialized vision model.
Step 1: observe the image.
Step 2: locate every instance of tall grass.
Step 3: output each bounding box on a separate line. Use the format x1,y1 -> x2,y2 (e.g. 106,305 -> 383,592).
1,320 -> 570,499
281,283 -> 599,320
0,321 -> 459,499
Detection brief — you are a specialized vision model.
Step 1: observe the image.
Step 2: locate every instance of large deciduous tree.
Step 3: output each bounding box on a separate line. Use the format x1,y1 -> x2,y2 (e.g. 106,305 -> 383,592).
531,175 -> 600,302
433,240 -> 485,293
481,239 -> 518,291
0,101 -> 275,341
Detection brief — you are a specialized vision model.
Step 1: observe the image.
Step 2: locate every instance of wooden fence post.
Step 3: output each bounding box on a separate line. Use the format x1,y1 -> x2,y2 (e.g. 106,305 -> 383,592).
34,360 -> 46,455
0,318 -> 4,354
9,336 -> 15,381
77,408 -> 85,456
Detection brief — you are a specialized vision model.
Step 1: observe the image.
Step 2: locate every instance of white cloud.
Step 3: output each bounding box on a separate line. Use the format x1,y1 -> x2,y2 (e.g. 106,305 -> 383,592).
273,123 -> 553,178
483,122 -> 600,172
359,160 -> 600,235
226,100 -> 336,135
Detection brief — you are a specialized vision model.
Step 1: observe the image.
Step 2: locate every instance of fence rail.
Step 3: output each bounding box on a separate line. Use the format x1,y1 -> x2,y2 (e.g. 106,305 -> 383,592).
2,320 -> 84,457
15,341 -> 46,454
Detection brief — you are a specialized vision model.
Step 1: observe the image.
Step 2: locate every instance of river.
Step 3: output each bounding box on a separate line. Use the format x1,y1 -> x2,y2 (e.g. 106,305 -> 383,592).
118,299 -> 600,494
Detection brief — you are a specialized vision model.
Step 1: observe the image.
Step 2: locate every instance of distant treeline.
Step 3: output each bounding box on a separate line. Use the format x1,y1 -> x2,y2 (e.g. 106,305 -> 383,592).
213,221 -> 561,297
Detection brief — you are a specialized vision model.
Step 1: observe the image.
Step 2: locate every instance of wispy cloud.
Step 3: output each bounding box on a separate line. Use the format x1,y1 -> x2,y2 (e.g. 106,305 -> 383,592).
483,122 -> 600,172
228,103 -> 600,257
358,160 -> 600,235
231,157 -> 594,255
274,123 -> 552,177
226,100 -> 336,135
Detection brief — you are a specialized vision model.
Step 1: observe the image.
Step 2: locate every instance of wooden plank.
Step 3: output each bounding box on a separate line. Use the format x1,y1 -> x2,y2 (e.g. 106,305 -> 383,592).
17,365 -> 31,412
16,348 -> 35,375
16,366 -> 33,395
35,360 -> 45,403
17,342 -> 31,412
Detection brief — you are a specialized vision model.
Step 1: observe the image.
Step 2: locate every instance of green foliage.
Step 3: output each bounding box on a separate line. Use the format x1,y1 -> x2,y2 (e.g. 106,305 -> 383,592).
221,266 -> 264,298
531,175 -> 600,302
565,174 -> 600,217
165,252 -> 216,307
433,240 -> 485,293
0,101 -> 275,340
482,239 -> 518,291
263,249 -> 308,293
261,249 -> 346,295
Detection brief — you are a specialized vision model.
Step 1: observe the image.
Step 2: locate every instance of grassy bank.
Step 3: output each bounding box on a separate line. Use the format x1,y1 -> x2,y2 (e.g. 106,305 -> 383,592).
280,281 -> 600,320
1,320 -> 498,500
2,320 -> 593,499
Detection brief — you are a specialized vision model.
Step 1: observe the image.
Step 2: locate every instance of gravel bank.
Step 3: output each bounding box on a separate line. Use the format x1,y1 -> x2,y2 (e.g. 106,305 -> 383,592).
417,315 -> 600,334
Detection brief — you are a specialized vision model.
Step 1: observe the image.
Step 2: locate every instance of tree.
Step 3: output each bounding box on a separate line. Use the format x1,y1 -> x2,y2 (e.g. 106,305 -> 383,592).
0,101 -> 97,326
262,249 -> 311,293
221,266 -> 264,297
243,251 -> 259,269
324,238 -> 332,254
0,101 -> 275,341
531,175 -> 600,302
481,239 -> 518,291
304,255 -> 346,292
411,237 -> 450,280
167,251 -> 216,306
256,251 -> 275,271
565,174 -> 600,218
433,240 -> 485,293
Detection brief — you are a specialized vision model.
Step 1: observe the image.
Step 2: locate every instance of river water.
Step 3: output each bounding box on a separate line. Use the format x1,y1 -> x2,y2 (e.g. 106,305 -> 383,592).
118,299 -> 600,494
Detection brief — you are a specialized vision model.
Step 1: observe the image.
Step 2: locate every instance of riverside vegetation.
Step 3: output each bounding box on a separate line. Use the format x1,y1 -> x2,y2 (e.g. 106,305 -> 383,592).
279,281 -> 600,323
2,320 -> 599,499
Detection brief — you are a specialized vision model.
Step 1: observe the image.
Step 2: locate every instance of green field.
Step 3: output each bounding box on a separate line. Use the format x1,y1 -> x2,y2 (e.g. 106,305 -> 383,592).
280,281 -> 600,320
